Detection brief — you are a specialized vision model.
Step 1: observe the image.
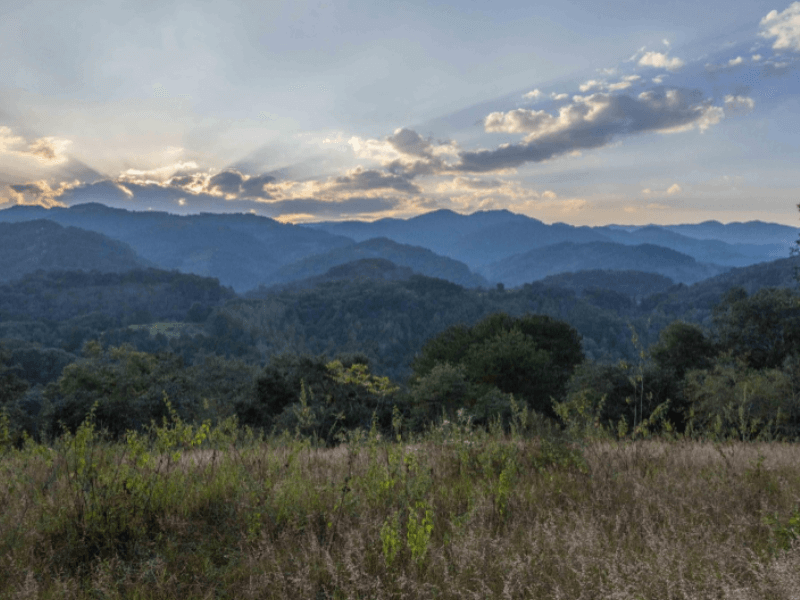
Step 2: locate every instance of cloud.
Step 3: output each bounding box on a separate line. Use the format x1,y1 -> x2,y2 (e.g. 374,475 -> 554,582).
241,174 -> 277,198
331,166 -> 420,193
638,51 -> 685,71
551,92 -> 569,101
760,2 -> 800,51
642,183 -> 682,196
724,95 -> 756,116
457,89 -> 724,172
119,161 -> 200,183
0,125 -> 71,165
208,170 -> 245,197
6,180 -> 77,208
523,89 -> 543,100
347,128 -> 460,179
608,75 -> 642,91
202,169 -> 277,200
728,56 -> 744,66
579,79 -> 604,92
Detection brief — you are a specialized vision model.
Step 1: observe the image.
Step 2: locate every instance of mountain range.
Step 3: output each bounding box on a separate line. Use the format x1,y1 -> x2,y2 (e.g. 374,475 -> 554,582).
0,202 -> 797,293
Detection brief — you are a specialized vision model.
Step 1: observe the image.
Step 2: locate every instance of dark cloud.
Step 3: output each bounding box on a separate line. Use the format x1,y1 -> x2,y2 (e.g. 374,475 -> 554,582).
240,173 -> 276,198
205,169 -> 275,199
168,175 -> 198,187
332,168 -> 420,193
10,181 -> 50,195
208,170 -> 245,195
387,128 -> 434,158
455,88 -> 723,172
384,158 -> 439,178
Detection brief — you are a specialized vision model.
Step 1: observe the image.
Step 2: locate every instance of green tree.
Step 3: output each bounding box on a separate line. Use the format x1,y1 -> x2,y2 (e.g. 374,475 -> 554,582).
411,312 -> 584,418
44,343 -> 194,439
0,344 -> 28,405
684,352 -> 799,439
712,287 -> 800,370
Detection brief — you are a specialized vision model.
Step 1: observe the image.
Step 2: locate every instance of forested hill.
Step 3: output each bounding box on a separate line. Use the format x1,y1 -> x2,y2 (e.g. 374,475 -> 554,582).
0,203 -> 354,293
0,268 -> 235,323
480,241 -> 729,287
0,220 -> 151,281
304,209 -> 798,270
253,258 -> 415,293
538,270 -> 676,301
262,237 -> 489,289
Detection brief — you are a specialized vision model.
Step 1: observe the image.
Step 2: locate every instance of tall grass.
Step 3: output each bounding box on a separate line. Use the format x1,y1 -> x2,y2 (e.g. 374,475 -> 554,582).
1,404 -> 799,599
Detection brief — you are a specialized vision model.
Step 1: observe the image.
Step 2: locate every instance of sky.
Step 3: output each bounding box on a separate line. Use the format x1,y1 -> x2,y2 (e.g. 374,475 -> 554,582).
0,0 -> 799,227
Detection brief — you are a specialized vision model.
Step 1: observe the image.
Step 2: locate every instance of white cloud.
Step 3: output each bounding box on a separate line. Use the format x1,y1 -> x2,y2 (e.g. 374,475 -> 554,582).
642,183 -> 682,196
550,92 -> 569,100
119,161 -> 200,183
607,76 -> 640,91
459,89 -> 725,172
728,56 -> 744,66
752,54 -> 763,61
759,2 -> 800,51
724,95 -> 756,116
0,125 -> 72,165
579,79 -> 604,92
666,183 -> 682,195
638,51 -> 685,71
523,89 -> 543,100
5,179 -> 78,208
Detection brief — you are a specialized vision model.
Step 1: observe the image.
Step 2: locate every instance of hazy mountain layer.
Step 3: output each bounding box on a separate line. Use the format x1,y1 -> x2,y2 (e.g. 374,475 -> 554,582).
254,258 -> 415,293
2,203 -> 796,293
263,237 -> 489,289
481,241 -> 730,287
0,220 -> 151,281
0,203 -> 354,292
305,209 -> 798,271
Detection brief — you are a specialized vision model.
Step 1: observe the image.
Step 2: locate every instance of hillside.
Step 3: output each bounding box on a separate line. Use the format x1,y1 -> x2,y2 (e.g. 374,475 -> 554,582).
0,203 -> 354,293
254,258 -> 415,293
480,241 -> 729,287
304,209 -> 797,270
637,256 -> 800,323
0,220 -> 151,281
538,269 -> 676,300
263,237 -> 490,289
0,268 -> 236,323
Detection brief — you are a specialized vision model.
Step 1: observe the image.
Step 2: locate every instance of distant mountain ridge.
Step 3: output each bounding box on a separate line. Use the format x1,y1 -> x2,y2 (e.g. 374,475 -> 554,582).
264,237 -> 489,289
305,209 -> 799,274
0,220 -> 152,281
252,258 -> 416,293
0,203 -> 354,292
479,241 -> 729,287
1,202 -> 797,293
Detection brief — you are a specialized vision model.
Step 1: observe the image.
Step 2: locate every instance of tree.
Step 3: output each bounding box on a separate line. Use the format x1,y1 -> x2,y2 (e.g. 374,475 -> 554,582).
650,321 -> 718,379
712,287 -> 800,370
44,343 -> 194,439
0,345 -> 28,405
411,312 -> 584,418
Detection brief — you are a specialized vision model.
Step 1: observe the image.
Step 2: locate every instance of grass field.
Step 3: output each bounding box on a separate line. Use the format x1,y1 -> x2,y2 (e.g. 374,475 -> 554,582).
1,411 -> 799,599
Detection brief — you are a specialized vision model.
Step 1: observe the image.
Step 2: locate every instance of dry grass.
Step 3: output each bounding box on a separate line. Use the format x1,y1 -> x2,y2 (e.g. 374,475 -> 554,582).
1,429 -> 800,599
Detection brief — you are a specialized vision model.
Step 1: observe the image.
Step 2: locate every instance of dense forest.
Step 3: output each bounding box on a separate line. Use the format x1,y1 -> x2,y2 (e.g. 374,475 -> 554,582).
1,248 -> 799,446
2,210 -> 800,599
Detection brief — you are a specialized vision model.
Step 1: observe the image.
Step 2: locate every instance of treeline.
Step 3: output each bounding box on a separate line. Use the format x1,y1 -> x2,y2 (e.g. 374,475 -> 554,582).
2,281 -> 800,446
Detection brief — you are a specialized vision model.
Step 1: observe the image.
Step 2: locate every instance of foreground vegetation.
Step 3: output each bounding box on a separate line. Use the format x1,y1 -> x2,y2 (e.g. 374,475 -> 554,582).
2,400 -> 800,599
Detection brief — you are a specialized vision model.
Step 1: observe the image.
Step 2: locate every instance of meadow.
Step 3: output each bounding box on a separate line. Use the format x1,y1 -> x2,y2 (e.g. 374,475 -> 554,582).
1,405 -> 799,600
